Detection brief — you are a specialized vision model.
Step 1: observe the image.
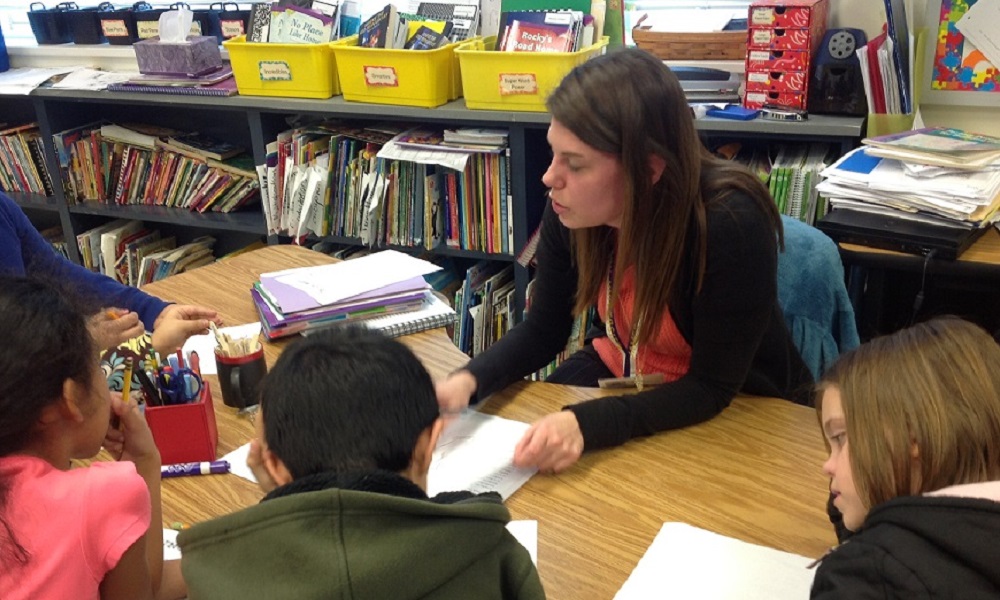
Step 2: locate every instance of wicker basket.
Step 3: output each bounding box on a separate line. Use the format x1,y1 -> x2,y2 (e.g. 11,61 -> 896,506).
632,15 -> 747,61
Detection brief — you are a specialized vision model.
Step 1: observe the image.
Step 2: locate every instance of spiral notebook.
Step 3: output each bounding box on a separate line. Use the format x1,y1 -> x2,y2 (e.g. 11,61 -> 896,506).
106,76 -> 239,97
303,291 -> 457,339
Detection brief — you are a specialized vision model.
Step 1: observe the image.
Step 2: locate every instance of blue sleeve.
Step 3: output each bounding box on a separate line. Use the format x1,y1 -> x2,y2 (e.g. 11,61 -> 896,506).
2,193 -> 168,329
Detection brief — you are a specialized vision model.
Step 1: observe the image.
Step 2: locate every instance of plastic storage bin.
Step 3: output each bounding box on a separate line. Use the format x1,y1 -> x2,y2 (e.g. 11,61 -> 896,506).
224,35 -> 341,99
330,34 -> 465,108
208,1 -> 248,42
99,1 -> 151,44
66,2 -> 112,44
27,2 -> 73,45
456,36 -> 608,112
145,381 -> 219,464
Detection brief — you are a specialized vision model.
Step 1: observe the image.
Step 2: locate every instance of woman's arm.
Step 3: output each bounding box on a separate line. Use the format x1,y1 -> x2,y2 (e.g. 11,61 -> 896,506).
567,195 -> 785,450
464,203 -> 580,400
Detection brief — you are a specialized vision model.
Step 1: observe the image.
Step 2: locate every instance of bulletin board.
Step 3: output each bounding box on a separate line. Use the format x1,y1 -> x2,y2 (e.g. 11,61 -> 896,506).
922,0 -> 1000,106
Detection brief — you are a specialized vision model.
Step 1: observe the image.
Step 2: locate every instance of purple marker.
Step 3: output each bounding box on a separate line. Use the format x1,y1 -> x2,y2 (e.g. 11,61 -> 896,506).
161,460 -> 231,478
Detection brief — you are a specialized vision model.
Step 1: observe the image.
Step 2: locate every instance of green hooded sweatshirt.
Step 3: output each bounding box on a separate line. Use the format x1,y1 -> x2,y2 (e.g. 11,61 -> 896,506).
178,471 -> 545,600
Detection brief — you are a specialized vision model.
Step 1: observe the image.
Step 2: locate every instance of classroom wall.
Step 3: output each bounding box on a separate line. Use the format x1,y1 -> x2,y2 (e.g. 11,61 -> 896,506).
831,0 -> 1000,135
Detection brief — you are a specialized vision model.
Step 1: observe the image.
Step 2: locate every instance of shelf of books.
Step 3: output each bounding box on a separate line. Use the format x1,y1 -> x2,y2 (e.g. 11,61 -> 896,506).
1,83 -> 863,359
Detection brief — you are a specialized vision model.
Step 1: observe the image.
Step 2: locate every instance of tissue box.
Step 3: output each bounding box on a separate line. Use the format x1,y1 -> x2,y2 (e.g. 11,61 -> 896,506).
145,381 -> 219,464
134,35 -> 222,77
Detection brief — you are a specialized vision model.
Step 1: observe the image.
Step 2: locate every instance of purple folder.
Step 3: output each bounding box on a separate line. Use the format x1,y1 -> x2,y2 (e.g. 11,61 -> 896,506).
259,275 -> 429,315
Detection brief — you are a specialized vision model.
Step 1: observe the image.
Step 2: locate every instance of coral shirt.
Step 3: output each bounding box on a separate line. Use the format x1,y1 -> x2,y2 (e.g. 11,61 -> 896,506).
0,456 -> 150,600
592,266 -> 692,380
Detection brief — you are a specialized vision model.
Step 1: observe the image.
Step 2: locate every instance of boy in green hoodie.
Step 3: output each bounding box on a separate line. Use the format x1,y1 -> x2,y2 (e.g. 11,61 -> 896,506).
178,326 -> 544,600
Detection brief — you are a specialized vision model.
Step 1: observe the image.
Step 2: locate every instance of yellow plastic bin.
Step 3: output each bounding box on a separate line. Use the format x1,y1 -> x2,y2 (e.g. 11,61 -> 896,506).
456,36 -> 609,112
223,35 -> 341,99
330,35 -> 466,108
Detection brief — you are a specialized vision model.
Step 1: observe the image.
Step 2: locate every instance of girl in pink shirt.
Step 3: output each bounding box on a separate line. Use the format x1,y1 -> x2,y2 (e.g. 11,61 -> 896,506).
0,277 -> 185,600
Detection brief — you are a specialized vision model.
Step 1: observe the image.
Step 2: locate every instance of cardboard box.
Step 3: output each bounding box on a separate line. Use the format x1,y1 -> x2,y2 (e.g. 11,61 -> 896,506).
745,69 -> 808,93
134,35 -> 222,77
746,49 -> 809,72
145,382 -> 219,464
748,27 -> 819,52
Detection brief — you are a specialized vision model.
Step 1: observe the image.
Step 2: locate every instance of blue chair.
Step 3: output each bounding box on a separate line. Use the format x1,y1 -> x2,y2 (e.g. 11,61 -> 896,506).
777,215 -> 860,379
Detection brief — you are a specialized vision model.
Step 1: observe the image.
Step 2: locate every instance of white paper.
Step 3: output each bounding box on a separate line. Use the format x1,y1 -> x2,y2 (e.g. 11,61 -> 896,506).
426,411 -> 536,500
0,67 -> 78,95
181,323 -> 262,375
222,441 -> 257,483
50,68 -> 134,90
506,520 -> 538,566
615,523 -> 816,600
163,528 -> 182,560
264,250 -> 441,307
224,411 -> 536,501
956,0 -> 1000,74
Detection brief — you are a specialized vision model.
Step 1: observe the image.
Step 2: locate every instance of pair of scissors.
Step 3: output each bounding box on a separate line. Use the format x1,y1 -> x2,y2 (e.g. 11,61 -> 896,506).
157,367 -> 204,405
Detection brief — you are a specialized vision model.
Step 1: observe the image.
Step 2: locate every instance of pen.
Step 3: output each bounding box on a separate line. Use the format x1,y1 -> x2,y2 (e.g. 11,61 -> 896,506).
161,460 -> 231,478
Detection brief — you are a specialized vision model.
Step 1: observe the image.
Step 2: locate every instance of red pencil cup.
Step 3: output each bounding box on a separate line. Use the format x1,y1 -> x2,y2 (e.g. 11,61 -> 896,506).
145,381 -> 219,464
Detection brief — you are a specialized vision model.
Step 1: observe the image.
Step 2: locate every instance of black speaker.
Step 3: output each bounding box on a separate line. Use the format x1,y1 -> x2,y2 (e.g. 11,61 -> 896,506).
808,28 -> 868,116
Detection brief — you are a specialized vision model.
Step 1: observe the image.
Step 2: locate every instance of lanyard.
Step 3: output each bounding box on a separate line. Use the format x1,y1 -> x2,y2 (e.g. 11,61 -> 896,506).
604,256 -> 645,390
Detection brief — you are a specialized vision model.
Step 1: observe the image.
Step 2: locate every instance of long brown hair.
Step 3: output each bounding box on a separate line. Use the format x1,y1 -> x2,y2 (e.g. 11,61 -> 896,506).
546,48 -> 781,345
819,317 -> 1000,510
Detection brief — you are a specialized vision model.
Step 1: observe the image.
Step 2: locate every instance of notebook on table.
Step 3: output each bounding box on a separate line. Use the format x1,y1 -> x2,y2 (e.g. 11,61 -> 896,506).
817,208 -> 988,260
302,291 -> 457,338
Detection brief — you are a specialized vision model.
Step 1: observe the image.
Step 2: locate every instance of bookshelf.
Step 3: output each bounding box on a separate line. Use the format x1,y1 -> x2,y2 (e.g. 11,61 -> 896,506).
2,89 -> 864,321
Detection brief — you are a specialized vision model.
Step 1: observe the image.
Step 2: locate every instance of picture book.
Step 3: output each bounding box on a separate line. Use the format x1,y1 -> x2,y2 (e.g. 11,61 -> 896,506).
166,132 -> 245,161
358,3 -> 404,48
864,127 -> 1000,155
501,19 -> 574,52
404,24 -> 449,49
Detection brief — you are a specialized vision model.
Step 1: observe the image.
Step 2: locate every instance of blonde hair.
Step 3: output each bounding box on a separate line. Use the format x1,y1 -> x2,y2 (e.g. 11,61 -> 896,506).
819,317 -> 1000,510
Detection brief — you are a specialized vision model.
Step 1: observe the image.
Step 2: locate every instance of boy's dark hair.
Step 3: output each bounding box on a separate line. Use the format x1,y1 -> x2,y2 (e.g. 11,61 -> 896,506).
0,277 -> 98,565
260,326 -> 439,479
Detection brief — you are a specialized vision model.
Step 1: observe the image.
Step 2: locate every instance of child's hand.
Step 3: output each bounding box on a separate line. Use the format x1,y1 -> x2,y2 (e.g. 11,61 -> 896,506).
111,395 -> 161,472
88,308 -> 144,352
247,438 -> 277,494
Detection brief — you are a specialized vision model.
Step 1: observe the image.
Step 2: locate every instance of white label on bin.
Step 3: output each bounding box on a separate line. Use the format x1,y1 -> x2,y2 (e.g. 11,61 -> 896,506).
189,22 -> 202,35
751,30 -> 773,45
259,60 -> 293,81
747,72 -> 770,84
101,20 -> 128,37
746,92 -> 768,104
498,73 -> 538,96
364,66 -> 399,87
751,8 -> 775,25
221,19 -> 245,37
138,21 -> 159,38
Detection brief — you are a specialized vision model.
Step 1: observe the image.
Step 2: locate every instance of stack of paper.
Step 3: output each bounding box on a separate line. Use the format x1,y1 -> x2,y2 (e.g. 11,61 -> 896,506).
252,249 -> 456,339
817,128 -> 1000,231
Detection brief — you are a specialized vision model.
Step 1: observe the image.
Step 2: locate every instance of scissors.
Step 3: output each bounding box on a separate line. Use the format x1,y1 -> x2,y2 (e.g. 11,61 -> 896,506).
157,367 -> 204,405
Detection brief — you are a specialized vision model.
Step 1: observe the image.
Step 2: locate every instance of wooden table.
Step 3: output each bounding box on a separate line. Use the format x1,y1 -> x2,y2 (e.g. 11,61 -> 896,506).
144,245 -> 835,600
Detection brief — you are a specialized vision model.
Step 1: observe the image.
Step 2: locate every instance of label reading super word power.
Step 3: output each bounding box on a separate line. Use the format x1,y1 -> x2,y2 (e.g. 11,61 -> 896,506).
259,61 -> 292,81
364,66 -> 399,87
498,73 -> 538,96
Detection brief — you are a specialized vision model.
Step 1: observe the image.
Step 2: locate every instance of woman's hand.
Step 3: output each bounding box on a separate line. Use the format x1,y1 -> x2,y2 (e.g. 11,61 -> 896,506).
435,370 -> 478,415
110,394 -> 161,472
88,308 -> 144,351
151,304 -> 222,354
513,411 -> 584,474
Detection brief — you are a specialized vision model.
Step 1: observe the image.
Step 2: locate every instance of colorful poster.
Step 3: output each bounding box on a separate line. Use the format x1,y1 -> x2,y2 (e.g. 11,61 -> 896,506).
931,0 -> 1000,92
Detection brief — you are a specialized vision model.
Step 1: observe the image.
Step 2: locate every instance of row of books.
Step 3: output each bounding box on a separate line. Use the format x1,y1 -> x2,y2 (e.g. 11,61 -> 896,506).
40,225 -> 72,260
53,122 -> 259,214
75,219 -> 216,286
252,249 -> 456,339
452,261 -> 513,357
498,9 -> 595,53
358,3 -> 476,49
259,121 -> 512,255
0,122 -> 55,197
